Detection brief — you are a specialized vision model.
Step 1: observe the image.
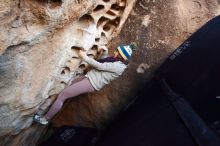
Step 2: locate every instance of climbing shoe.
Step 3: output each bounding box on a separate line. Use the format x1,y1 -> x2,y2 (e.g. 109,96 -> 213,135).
33,114 -> 48,125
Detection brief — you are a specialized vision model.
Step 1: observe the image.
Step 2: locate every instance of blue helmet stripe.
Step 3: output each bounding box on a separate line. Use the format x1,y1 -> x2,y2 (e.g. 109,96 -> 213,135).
120,46 -> 131,59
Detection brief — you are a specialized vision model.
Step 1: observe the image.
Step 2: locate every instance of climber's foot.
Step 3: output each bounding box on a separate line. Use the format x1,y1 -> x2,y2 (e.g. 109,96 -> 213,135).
33,114 -> 48,125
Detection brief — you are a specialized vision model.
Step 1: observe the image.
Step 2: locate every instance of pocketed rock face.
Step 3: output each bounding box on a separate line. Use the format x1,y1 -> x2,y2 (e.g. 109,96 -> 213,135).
51,0 -> 220,135
0,0 -> 136,145
1,0 -> 219,145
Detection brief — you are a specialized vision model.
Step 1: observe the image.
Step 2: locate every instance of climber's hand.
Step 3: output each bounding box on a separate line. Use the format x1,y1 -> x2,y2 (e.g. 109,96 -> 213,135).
78,50 -> 87,59
97,46 -> 108,59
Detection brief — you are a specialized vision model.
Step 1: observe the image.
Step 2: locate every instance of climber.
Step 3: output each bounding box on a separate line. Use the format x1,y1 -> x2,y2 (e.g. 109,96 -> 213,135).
33,43 -> 136,125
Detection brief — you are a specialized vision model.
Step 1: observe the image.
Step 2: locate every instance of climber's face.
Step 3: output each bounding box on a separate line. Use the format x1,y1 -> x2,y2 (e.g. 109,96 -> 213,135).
113,50 -> 119,58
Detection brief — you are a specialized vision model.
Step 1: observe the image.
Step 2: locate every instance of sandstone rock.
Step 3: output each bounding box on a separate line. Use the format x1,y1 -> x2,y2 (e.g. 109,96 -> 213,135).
1,0 -> 220,146
136,63 -> 150,74
51,0 -> 220,137
0,0 -> 136,145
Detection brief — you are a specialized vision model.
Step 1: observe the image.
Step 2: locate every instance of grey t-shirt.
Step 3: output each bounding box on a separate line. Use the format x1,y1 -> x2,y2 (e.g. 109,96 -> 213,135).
83,56 -> 127,91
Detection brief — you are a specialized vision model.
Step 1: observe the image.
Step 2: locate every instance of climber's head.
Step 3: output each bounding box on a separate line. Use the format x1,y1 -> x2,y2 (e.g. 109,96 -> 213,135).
114,43 -> 137,61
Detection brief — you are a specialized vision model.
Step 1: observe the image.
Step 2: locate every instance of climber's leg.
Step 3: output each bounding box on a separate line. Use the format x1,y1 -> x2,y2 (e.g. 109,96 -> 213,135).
69,75 -> 86,85
33,77 -> 94,125
45,77 -> 94,120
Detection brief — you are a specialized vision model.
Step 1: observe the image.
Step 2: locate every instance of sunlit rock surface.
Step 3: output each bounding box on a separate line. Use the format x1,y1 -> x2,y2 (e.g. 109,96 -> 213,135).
51,0 -> 220,131
0,0 -> 220,145
0,0 -> 136,145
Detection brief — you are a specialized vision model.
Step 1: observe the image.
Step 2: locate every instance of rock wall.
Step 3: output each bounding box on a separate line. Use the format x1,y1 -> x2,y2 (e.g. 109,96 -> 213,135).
0,0 -> 220,146
0,0 -> 136,145
50,0 -> 220,136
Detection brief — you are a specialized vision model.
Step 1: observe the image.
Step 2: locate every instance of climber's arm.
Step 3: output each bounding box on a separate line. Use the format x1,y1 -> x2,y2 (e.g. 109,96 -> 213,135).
78,50 -> 124,73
